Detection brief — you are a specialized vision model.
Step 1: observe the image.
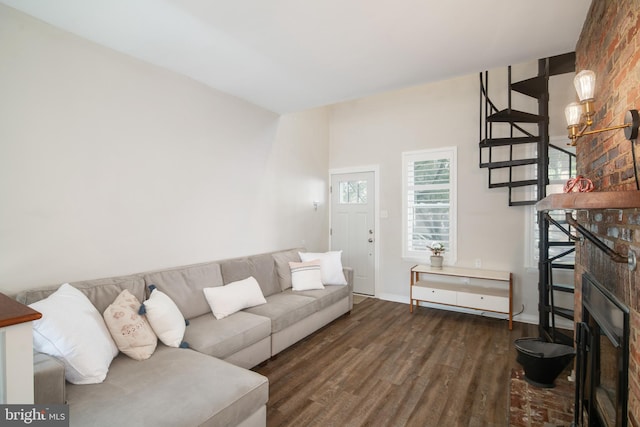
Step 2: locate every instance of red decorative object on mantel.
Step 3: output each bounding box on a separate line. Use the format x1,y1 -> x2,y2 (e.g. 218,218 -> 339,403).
563,176 -> 594,193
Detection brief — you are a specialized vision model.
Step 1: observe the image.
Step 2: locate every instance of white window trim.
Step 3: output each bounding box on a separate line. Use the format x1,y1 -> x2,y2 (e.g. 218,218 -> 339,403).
402,146 -> 457,264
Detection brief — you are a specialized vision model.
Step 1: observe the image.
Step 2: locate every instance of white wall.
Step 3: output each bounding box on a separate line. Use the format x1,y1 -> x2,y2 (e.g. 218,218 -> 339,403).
328,63 -> 575,324
0,5 -> 329,295
0,3 -> 577,324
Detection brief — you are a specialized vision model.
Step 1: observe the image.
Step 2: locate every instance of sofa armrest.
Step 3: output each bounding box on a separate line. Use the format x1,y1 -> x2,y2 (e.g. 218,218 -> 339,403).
34,352 -> 66,404
342,267 -> 354,309
342,267 -> 354,287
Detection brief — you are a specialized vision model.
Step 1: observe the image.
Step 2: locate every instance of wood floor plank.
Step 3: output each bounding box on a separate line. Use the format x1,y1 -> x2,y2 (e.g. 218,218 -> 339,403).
254,298 -> 538,427
408,364 -> 457,426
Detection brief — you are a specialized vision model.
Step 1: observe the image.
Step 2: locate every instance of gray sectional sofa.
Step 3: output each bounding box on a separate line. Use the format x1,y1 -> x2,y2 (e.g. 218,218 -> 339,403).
16,248 -> 353,427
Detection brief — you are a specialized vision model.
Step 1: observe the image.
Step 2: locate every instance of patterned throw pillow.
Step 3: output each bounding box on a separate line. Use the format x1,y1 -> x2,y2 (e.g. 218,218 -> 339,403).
104,289 -> 157,360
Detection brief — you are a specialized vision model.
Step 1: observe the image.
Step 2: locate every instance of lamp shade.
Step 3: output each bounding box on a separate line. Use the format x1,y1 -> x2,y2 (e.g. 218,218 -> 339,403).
565,102 -> 582,126
574,70 -> 596,101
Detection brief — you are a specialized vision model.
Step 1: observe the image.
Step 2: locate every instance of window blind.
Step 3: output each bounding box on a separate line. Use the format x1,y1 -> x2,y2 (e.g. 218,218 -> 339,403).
403,147 -> 457,260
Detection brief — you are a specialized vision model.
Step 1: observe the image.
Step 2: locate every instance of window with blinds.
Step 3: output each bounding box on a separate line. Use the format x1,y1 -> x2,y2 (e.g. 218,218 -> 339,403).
402,147 -> 457,260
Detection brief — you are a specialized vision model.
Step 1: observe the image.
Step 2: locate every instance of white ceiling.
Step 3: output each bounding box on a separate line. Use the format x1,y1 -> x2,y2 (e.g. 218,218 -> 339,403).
1,0 -> 591,113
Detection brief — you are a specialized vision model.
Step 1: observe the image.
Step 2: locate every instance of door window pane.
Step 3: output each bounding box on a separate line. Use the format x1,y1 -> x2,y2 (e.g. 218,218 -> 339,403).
340,180 -> 367,204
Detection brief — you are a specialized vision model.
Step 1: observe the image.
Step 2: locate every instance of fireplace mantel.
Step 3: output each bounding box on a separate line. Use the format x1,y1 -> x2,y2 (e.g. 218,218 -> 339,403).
536,190 -> 640,211
537,191 -> 639,271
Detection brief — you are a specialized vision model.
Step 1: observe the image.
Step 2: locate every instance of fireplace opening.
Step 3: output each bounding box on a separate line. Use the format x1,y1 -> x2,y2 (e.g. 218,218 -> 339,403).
576,272 -> 629,427
596,331 -> 619,426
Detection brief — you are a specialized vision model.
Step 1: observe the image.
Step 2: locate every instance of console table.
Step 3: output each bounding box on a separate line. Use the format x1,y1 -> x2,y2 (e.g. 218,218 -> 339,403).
410,265 -> 513,330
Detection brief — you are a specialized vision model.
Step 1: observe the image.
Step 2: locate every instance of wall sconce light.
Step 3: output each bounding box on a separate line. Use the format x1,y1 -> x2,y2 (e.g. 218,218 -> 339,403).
565,70 -> 639,146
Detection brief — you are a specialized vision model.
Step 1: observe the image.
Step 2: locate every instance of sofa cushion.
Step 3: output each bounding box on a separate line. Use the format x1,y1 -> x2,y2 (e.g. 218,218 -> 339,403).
103,289 -> 157,360
220,253 -> 280,297
16,275 -> 146,314
29,283 -> 119,385
272,248 -> 302,291
244,292 -> 319,333
33,352 -> 65,404
65,345 -> 268,427
285,284 -> 351,311
185,311 -> 271,359
142,262 -> 223,319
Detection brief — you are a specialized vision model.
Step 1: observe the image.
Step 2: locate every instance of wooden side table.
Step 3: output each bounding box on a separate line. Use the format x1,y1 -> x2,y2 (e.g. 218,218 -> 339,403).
0,293 -> 42,403
410,265 -> 513,330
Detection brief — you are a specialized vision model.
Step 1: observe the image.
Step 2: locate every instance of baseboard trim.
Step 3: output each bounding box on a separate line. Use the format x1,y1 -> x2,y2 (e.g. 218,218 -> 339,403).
375,293 -> 574,329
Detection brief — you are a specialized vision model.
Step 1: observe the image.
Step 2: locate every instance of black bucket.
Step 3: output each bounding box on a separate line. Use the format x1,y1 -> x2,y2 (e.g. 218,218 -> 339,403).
514,338 -> 575,388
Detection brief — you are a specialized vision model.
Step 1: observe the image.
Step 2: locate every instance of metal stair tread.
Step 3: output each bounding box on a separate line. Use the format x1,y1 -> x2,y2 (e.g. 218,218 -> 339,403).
550,263 -> 575,270
511,76 -> 546,99
547,241 -> 576,247
551,307 -> 574,320
489,179 -> 538,189
543,305 -> 574,319
551,283 -> 575,293
547,219 -> 573,226
479,136 -> 540,147
509,200 -> 537,207
479,158 -> 539,169
487,109 -> 543,123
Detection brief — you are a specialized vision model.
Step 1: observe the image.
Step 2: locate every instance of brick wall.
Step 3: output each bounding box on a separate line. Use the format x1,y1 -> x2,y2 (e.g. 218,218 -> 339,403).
574,0 -> 640,425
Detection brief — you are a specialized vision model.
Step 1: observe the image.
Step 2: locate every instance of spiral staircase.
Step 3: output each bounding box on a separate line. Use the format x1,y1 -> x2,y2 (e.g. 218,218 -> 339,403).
479,52 -> 577,345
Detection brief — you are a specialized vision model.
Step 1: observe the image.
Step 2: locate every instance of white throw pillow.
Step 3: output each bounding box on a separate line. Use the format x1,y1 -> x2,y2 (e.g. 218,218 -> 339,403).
203,276 -> 267,320
103,289 -> 157,360
299,251 -> 348,285
29,283 -> 118,384
289,260 -> 324,291
142,286 -> 186,348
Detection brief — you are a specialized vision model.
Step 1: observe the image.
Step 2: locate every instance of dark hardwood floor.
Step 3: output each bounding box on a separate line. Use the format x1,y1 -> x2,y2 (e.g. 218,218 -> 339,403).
253,297 -> 538,427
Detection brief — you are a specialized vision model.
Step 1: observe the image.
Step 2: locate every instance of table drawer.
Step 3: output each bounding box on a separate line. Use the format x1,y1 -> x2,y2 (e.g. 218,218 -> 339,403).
412,286 -> 457,305
457,292 -> 508,312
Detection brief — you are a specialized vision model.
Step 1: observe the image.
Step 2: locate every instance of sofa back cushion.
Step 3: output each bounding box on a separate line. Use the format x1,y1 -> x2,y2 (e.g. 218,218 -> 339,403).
219,253 -> 280,297
16,275 -> 146,314
272,248 -> 303,291
142,262 -> 223,320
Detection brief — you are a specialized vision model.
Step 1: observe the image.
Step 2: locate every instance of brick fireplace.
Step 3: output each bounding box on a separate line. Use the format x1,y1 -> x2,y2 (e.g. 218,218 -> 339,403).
573,0 -> 640,425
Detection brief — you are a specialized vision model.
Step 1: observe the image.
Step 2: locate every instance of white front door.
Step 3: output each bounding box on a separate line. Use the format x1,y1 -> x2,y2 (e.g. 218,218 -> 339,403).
330,171 -> 375,295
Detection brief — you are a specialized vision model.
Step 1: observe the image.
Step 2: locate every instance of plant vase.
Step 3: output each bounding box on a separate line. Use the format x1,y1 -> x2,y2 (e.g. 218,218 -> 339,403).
430,255 -> 443,269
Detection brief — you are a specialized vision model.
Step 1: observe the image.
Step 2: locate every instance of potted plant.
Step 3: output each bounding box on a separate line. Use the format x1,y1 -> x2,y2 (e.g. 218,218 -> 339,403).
428,242 -> 445,269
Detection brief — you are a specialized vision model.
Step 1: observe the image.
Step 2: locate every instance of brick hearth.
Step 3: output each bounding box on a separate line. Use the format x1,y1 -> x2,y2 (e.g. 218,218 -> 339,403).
509,368 -> 574,427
